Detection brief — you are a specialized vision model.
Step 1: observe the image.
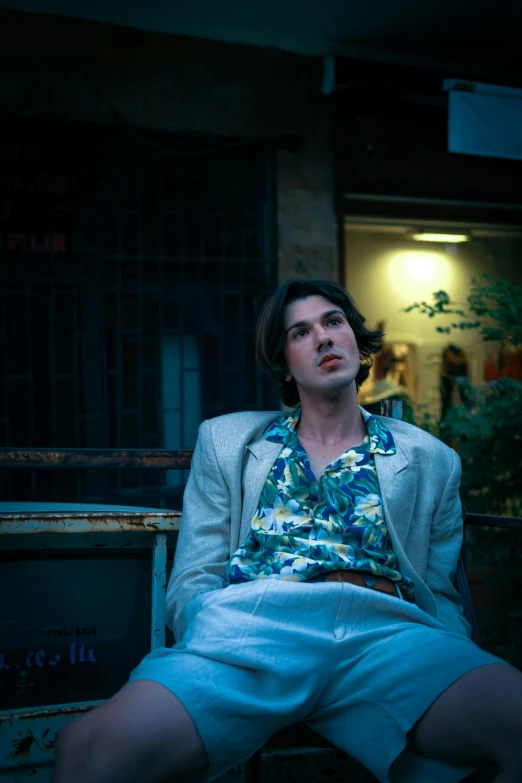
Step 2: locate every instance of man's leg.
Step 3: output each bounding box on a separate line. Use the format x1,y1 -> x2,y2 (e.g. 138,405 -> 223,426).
52,679 -> 208,783
409,663 -> 522,781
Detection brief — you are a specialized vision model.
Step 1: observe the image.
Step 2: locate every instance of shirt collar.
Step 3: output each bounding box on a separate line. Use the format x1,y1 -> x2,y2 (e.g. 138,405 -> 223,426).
360,407 -> 396,455
266,405 -> 396,456
265,407 -> 301,449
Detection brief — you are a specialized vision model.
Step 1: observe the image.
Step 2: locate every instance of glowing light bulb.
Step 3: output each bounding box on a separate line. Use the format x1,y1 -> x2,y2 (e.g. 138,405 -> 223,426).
411,233 -> 469,243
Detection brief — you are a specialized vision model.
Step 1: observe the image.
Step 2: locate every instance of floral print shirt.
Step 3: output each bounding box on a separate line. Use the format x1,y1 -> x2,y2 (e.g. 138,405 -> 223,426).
225,407 -> 415,595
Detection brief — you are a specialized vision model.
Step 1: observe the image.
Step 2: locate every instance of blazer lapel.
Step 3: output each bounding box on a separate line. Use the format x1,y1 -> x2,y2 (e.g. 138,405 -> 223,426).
374,442 -> 418,551
374,441 -> 438,616
239,437 -> 284,546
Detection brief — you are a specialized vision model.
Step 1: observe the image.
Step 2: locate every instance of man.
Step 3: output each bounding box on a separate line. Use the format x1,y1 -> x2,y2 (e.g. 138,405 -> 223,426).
53,280 -> 522,783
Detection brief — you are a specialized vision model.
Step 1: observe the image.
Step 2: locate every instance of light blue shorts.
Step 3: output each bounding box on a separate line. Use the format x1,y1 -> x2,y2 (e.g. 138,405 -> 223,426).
129,578 -> 504,783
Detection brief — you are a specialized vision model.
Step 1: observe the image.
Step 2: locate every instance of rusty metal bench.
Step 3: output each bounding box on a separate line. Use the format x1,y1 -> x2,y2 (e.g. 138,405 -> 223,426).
1,412 -> 520,783
0,498 -> 181,782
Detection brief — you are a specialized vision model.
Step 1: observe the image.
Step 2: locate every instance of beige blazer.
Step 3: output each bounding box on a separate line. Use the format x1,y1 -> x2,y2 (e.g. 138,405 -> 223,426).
166,411 -> 471,642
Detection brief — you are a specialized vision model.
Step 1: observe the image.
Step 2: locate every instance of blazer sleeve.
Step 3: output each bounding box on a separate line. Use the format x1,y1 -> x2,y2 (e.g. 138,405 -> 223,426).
425,448 -> 472,639
165,419 -> 232,641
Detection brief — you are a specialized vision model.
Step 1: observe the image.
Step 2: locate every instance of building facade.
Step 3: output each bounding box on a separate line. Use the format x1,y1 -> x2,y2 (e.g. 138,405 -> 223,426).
0,10 -> 336,505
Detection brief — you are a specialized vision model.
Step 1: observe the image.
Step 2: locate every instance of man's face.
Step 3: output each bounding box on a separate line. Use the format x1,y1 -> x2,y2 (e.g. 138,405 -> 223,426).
283,295 -> 360,397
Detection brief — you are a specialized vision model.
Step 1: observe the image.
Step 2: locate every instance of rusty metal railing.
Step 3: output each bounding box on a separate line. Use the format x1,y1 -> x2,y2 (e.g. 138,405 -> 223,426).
464,513 -> 522,530
2,449 -> 522,530
0,448 -> 193,471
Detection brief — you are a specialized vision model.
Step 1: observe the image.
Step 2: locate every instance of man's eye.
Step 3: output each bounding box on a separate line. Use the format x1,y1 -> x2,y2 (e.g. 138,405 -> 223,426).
328,318 -> 341,326
294,329 -> 307,339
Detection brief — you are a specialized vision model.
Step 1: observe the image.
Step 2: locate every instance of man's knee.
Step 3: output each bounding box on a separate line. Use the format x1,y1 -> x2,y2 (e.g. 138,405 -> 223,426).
53,690 -> 208,783
56,705 -> 149,778
54,714 -> 107,775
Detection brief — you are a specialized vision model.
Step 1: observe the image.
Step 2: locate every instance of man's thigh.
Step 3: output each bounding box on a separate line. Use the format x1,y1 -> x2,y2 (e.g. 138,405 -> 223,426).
409,662 -> 522,768
54,679 -> 208,783
305,586 -> 503,783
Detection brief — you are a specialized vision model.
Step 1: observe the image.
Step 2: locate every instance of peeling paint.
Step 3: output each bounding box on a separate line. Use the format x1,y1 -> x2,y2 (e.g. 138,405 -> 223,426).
0,510 -> 181,535
14,705 -> 93,720
2,704 -> 98,769
43,735 -> 58,753
11,734 -> 34,759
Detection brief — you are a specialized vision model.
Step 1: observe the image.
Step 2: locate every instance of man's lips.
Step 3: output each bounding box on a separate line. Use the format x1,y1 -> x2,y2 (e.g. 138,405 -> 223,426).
318,353 -> 342,367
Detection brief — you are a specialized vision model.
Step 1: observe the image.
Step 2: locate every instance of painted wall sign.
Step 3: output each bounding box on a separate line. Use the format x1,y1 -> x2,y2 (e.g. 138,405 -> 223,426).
0,141 -> 41,163
46,624 -> 97,638
0,643 -> 96,671
0,173 -> 71,194
0,232 -> 68,253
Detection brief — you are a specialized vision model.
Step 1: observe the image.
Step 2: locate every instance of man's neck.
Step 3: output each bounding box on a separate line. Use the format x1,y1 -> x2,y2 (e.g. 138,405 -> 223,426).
295,386 -> 367,449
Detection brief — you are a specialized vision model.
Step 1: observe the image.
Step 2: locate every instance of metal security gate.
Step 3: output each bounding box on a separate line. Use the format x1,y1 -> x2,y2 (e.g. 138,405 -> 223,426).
0,118 -> 278,507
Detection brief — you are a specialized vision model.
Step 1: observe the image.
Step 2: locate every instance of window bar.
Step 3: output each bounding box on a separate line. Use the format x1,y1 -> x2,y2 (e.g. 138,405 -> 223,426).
0,284 -> 5,499
219,224 -> 225,413
1,285 -> 7,443
49,200 -> 58,499
73,283 -> 82,502
116,210 -> 122,463
72,287 -> 79,448
4,287 -> 13,498
239,205 -> 246,409
158,172 -> 166,493
95,135 -> 109,477
179,190 -> 186,466
137,165 -> 144,487
199,195 -> 207,431
50,281 -> 57,499
27,286 -> 36,497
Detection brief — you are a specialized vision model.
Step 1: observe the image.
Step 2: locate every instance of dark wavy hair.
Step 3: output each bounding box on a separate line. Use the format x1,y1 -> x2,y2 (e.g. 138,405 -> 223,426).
256,279 -> 383,407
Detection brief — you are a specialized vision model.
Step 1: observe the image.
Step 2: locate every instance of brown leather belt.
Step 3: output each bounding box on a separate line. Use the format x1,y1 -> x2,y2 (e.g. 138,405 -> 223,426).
307,569 -> 414,602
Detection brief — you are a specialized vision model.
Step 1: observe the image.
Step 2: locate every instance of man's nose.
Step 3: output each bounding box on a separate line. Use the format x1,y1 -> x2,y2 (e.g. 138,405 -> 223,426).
315,326 -> 333,348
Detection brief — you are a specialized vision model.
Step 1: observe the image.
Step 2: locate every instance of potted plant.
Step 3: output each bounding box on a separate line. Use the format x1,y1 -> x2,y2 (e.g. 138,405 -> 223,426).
404,274 -> 522,666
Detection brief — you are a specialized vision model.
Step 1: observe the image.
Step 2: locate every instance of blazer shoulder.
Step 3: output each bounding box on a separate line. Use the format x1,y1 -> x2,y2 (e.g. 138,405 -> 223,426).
204,410 -> 281,444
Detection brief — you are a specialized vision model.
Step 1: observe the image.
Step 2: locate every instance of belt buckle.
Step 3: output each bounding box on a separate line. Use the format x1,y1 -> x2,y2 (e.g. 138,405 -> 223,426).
362,574 -> 376,588
362,573 -> 402,600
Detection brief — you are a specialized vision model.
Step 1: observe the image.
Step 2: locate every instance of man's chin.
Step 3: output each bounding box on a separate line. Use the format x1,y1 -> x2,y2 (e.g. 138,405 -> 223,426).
299,377 -> 356,398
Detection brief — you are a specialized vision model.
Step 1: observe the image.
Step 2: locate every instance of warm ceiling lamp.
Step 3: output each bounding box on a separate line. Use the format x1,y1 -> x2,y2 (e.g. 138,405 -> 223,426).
411,232 -> 469,243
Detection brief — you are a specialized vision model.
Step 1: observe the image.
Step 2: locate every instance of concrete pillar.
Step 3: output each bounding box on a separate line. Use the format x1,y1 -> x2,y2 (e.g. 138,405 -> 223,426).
277,134 -> 335,282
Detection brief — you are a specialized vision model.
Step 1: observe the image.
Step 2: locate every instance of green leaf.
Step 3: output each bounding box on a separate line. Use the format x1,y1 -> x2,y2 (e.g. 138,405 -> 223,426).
262,480 -> 278,506
289,460 -> 301,488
